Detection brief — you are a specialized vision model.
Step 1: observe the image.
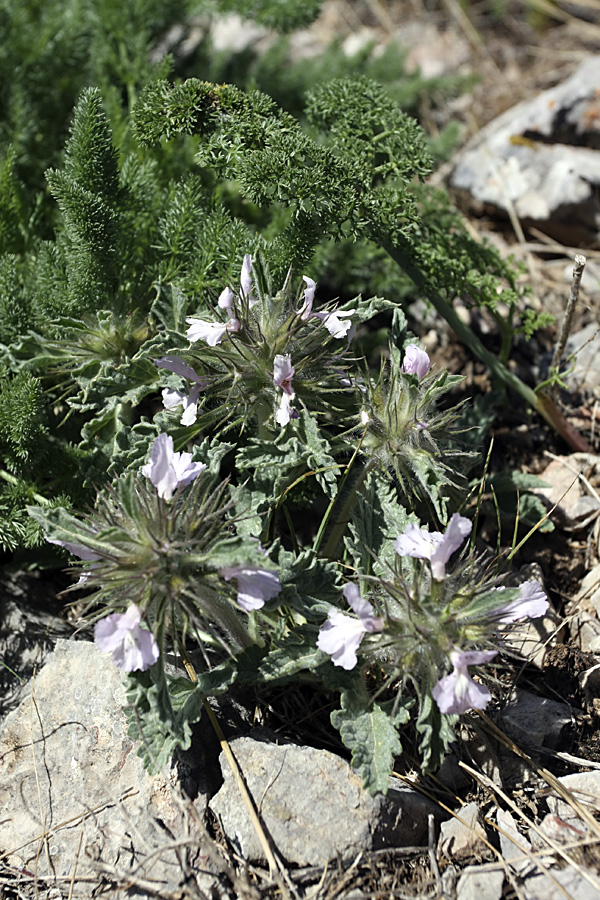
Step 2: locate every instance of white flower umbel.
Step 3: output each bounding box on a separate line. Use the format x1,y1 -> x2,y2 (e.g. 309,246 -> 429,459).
141,433 -> 206,500
394,513 -> 472,580
432,649 -> 497,715
94,604 -> 159,672
219,565 -> 281,612
317,583 -> 384,670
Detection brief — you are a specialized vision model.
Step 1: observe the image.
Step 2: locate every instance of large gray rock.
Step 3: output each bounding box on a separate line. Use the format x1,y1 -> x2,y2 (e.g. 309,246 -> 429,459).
451,57 -> 600,241
209,734 -> 442,866
0,639 -> 216,898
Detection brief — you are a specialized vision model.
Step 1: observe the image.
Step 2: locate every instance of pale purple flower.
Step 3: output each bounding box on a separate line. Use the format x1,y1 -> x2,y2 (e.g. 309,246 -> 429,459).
162,385 -> 203,426
46,537 -> 99,562
275,392 -> 299,427
94,604 -> 159,672
432,649 -> 497,715
401,345 -> 431,379
240,254 -> 255,307
494,580 -> 549,624
141,433 -> 206,500
273,354 -> 295,395
273,355 -> 297,427
299,276 -> 317,320
394,514 -> 472,580
219,565 -> 281,612
217,286 -> 235,315
315,308 -> 356,339
154,355 -> 206,384
317,583 -> 384,670
46,536 -> 100,585
185,317 -> 240,346
154,356 -> 209,426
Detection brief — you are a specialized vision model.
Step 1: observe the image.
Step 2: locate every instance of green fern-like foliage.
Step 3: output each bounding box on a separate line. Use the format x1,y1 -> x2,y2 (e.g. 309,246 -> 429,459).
45,89 -> 122,312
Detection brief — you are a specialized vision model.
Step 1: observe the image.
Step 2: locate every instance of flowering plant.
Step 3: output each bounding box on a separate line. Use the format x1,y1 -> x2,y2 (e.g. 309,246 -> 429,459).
29,255 -> 551,794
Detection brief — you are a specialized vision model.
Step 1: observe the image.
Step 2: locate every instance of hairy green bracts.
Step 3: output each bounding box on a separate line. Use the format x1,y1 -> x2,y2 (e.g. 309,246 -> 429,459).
360,343 -> 467,522
156,257 -> 389,435
28,470 -> 280,656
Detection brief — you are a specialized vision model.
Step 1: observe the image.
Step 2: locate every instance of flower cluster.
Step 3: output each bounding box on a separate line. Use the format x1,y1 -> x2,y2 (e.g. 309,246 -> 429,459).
152,257 -> 359,431
318,514 -> 549,716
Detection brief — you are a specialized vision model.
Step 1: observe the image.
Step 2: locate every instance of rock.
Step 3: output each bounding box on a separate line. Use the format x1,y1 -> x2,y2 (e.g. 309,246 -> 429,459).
496,808 -> 535,875
209,735 -> 442,865
0,574 -> 73,720
567,563 -> 600,653
564,324 -> 600,394
501,689 -> 573,752
456,864 -> 504,900
0,639 -> 216,898
547,771 -> 600,819
523,866 -> 600,900
534,454 -> 600,532
438,801 -> 489,860
531,812 -> 587,849
451,57 -> 600,242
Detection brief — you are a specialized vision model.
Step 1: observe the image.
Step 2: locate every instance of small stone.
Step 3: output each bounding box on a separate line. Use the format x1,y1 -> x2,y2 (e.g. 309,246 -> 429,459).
501,689 -> 573,752
523,866 -> 600,900
496,808 -> 535,875
438,801 -> 489,860
209,735 -> 442,865
456,865 -> 504,900
547,771 -> 600,819
531,812 -> 587,849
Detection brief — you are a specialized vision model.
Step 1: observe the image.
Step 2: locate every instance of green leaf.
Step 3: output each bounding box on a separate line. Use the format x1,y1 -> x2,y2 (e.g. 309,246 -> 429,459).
415,691 -> 456,771
331,686 -> 406,795
149,280 -> 189,333
258,625 -> 322,681
125,670 -> 204,773
345,470 -> 415,577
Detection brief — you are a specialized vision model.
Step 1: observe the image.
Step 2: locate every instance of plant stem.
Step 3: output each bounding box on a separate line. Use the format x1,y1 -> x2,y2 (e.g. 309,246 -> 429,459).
385,245 -> 590,453
0,469 -> 50,506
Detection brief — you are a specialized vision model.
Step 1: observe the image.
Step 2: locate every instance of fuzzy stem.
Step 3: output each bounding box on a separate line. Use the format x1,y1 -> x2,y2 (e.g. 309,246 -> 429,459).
316,457 -> 378,559
385,245 -> 590,453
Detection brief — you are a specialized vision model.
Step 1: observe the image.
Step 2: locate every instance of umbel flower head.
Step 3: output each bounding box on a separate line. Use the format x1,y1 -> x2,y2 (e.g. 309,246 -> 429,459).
153,255 -> 360,433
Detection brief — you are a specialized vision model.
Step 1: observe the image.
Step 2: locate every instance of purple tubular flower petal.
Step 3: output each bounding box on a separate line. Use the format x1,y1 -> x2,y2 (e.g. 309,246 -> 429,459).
430,514 -> 472,580
217,286 -> 235,314
219,565 -> 281,612
185,318 -> 229,346
432,649 -> 497,715
495,580 -> 549,624
273,354 -> 295,394
94,604 -> 159,672
342,583 -> 384,632
240,254 -> 255,306
299,276 -> 316,320
154,355 -> 206,385
46,537 -> 100,561
317,612 -> 366,670
401,345 -> 431,379
141,433 -> 206,500
394,514 -> 472,581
